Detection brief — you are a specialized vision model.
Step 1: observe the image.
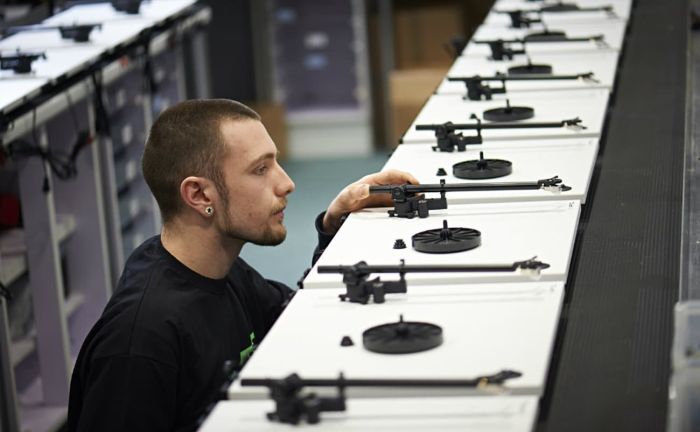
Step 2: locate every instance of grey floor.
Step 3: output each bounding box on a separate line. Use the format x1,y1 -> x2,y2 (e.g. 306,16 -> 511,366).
239,153 -> 391,288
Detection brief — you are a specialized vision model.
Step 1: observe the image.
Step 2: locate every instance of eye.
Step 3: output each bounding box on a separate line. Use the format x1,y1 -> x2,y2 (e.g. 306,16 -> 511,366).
254,164 -> 268,175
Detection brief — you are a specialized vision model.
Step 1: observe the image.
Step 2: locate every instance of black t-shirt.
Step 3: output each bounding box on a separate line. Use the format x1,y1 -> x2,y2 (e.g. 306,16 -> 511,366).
66,236 -> 294,432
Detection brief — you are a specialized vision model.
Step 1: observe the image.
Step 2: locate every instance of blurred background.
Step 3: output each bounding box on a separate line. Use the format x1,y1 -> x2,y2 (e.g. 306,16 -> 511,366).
0,0 -> 493,284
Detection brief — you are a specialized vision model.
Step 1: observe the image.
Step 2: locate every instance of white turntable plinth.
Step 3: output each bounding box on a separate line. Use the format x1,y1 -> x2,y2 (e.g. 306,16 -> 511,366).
438,51 -> 619,95
303,200 -> 580,288
202,396 -> 538,431
465,20 -> 626,56
401,90 -> 609,143
229,282 -> 563,399
383,138 -> 598,204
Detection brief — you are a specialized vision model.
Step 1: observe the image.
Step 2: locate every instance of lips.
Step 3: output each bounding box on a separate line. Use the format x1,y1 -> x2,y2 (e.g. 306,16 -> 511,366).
272,200 -> 287,216
272,205 -> 286,216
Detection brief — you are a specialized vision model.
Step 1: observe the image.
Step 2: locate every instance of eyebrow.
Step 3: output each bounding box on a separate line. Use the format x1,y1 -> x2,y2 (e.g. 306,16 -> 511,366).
246,151 -> 279,170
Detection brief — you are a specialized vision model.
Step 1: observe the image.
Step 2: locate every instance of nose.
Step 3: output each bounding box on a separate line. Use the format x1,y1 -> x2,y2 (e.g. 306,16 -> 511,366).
276,164 -> 295,196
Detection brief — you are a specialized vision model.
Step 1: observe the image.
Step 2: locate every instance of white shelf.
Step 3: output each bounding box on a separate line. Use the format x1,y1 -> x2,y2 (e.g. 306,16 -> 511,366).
18,374 -> 67,432
64,292 -> 85,318
10,291 -> 85,368
0,214 -> 76,287
10,336 -> 35,367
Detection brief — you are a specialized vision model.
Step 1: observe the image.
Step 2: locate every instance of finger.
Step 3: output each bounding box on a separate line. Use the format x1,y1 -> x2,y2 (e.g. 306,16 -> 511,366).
347,183 -> 370,202
361,169 -> 419,186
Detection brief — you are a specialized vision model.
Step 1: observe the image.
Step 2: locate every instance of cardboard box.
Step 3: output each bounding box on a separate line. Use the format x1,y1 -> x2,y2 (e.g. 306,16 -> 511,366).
247,102 -> 288,160
389,67 -> 449,146
394,4 -> 462,69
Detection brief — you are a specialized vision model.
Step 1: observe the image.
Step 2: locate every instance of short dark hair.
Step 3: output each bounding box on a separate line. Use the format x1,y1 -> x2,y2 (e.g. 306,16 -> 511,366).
142,99 -> 260,223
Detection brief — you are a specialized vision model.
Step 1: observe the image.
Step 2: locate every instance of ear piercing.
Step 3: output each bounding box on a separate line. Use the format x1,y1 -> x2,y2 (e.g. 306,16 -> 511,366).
205,206 -> 214,216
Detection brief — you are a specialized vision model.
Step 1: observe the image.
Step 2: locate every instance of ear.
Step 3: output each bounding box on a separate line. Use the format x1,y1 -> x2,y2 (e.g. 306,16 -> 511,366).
180,176 -> 216,217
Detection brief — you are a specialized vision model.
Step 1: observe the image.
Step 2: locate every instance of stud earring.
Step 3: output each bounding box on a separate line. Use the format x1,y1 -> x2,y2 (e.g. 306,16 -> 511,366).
205,206 -> 214,216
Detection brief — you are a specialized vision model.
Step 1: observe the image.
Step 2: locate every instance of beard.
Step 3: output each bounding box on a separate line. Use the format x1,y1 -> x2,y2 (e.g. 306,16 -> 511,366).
246,225 -> 287,246
214,182 -> 288,246
219,207 -> 288,246
225,222 -> 287,246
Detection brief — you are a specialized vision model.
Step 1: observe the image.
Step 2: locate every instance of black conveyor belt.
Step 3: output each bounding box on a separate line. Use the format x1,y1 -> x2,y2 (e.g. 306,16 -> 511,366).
538,1 -> 689,431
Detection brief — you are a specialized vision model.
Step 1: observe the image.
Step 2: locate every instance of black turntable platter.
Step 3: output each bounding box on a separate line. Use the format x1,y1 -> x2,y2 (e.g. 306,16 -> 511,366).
483,99 -> 535,122
508,61 -> 553,75
540,2 -> 581,12
453,151 -> 513,179
524,30 -> 568,42
412,220 -> 481,254
362,315 -> 443,354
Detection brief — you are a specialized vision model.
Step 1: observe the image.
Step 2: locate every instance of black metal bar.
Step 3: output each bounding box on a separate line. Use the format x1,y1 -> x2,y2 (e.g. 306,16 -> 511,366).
474,35 -> 603,45
415,119 -> 579,131
241,371 -> 522,388
317,263 -> 521,273
369,181 -> 544,194
495,6 -> 613,15
6,23 -> 101,34
447,73 -> 594,82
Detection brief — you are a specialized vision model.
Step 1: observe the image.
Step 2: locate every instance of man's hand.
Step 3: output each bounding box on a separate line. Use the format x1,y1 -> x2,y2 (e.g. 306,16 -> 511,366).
323,169 -> 419,234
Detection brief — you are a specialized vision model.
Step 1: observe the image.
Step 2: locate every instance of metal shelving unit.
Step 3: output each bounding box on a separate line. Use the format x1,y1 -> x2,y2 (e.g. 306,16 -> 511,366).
0,3 -> 212,430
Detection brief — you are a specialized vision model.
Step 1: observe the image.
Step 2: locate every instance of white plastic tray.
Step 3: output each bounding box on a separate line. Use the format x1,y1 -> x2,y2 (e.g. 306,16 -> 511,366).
383,138 -> 598,204
229,282 -> 564,399
303,200 -> 581,288
401,90 -> 609,143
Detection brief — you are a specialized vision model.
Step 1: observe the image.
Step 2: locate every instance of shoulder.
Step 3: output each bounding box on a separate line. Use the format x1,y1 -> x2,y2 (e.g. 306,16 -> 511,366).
85,238 -> 193,365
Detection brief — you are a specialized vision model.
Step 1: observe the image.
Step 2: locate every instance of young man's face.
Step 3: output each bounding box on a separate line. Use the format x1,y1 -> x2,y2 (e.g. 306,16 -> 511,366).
215,119 -> 295,246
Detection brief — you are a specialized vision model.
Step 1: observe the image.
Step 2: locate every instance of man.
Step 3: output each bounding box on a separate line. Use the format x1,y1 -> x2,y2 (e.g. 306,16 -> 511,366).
66,99 -> 416,431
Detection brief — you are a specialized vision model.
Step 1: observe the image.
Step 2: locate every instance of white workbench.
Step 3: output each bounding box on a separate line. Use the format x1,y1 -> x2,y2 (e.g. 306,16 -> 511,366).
401,90 -> 609,143
303,200 -> 580,288
201,396 -> 539,431
383,138 -> 598,204
229,282 -> 563,399
437,51 -> 619,95
43,0 -> 197,26
0,78 -> 47,114
0,0 -> 198,94
0,43 -> 104,81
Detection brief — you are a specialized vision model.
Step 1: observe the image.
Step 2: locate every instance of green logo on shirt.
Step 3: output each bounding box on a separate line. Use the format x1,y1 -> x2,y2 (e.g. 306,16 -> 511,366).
239,332 -> 256,364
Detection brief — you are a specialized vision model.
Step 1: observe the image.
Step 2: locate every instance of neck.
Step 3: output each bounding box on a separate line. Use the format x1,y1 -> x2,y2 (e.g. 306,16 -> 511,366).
161,219 -> 244,279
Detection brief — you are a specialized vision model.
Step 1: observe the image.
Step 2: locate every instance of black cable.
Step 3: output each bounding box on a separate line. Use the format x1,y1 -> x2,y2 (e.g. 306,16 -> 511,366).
90,70 -> 111,137
0,281 -> 11,301
6,107 -> 93,193
64,91 -> 81,133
